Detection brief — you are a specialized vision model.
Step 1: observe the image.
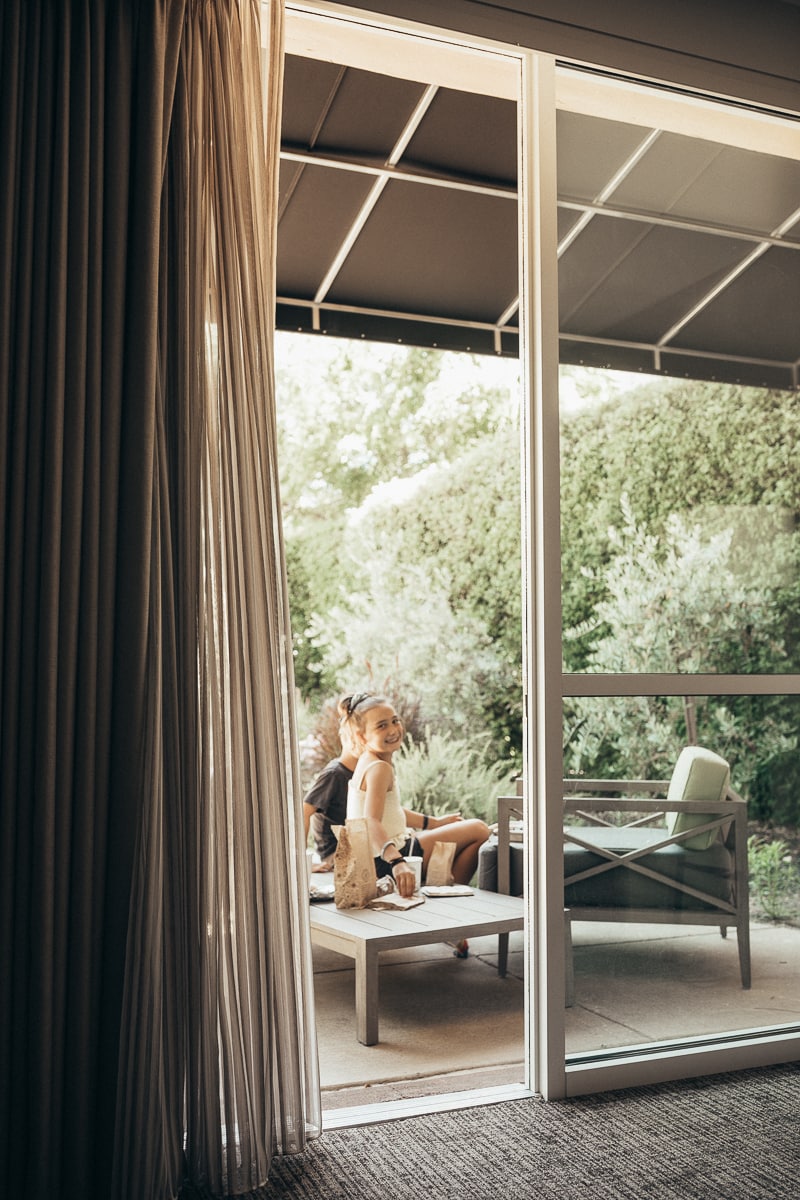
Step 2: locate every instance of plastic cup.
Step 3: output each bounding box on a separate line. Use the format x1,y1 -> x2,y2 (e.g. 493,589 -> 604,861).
405,855 -> 423,891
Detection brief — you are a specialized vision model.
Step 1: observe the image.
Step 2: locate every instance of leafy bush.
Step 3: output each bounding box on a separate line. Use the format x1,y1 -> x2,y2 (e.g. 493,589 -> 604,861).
320,428 -> 523,762
563,500 -> 798,805
320,555 -> 517,756
285,540 -> 338,701
560,380 -> 800,665
394,729 -> 516,823
279,342 -> 800,831
748,836 -> 798,921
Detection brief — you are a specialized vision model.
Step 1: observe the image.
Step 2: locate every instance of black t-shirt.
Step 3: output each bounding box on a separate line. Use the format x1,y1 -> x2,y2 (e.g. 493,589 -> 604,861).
304,758 -> 353,860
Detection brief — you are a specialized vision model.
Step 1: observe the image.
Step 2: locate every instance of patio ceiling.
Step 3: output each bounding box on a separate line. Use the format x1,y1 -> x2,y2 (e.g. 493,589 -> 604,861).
277,52 -> 800,388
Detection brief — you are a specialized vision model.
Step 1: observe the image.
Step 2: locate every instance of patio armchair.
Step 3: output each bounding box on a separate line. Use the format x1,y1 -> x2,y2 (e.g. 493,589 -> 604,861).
478,746 -> 751,1001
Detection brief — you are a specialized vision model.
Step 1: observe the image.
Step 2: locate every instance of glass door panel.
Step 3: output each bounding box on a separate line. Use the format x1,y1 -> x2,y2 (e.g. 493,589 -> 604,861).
559,694 -> 800,1055
554,74 -> 800,1075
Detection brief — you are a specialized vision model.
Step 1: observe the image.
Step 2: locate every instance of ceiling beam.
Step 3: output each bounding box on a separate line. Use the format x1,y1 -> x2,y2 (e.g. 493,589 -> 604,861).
312,83 -> 440,305
557,129 -> 662,257
281,146 -> 516,199
277,295 -> 797,376
559,198 -> 800,251
657,200 -> 800,347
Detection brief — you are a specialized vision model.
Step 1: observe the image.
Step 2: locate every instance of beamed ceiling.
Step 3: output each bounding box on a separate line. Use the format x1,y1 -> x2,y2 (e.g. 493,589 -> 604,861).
277,51 -> 800,389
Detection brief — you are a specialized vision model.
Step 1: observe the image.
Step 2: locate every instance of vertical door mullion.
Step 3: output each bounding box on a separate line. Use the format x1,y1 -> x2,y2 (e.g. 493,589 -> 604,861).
518,49 -> 565,1101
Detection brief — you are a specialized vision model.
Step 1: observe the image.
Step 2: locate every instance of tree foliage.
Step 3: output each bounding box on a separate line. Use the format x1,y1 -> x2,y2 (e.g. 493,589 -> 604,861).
276,337 -> 518,705
318,427 -> 523,757
277,340 -> 512,516
394,730 -> 516,822
277,339 -> 800,825
561,381 -> 800,667
563,500 -> 796,802
284,540 -> 338,701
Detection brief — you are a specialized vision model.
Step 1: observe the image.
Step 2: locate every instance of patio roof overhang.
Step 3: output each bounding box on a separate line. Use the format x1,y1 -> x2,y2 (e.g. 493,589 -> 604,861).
277,40 -> 800,389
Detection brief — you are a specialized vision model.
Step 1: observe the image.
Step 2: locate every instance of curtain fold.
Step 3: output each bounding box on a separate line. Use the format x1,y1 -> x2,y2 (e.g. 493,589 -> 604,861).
1,2 -> 319,1197
1,4 -> 187,1195
116,1 -> 321,1193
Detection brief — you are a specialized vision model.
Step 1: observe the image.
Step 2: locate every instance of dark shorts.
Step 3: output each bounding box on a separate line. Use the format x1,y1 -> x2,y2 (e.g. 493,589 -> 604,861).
374,835 -> 422,880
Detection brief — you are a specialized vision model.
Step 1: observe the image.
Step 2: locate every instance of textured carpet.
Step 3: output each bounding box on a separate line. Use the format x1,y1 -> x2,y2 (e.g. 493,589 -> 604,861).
181,1062 -> 800,1200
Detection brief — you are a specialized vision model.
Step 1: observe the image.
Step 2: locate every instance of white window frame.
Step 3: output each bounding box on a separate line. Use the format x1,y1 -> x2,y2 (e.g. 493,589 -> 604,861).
281,0 -> 800,1116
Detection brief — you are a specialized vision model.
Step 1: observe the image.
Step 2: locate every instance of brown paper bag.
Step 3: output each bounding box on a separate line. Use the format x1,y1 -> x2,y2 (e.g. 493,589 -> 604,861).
367,892 -> 426,911
425,840 -> 456,886
332,818 -> 377,909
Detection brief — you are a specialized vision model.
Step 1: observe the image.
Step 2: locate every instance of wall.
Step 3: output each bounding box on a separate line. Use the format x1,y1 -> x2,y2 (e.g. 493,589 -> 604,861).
340,0 -> 800,114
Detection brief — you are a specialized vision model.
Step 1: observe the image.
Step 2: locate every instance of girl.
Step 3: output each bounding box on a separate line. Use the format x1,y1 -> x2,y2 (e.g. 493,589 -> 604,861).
340,693 -> 491,901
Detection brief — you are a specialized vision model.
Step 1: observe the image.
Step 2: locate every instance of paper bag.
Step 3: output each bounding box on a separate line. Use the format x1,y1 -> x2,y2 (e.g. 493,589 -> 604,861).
367,892 -> 426,911
425,840 -> 456,886
332,818 -> 377,909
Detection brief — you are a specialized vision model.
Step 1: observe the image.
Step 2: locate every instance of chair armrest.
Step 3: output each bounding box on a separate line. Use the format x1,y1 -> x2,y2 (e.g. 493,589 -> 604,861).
563,785 -> 747,852
495,783 -> 748,866
496,794 -> 524,893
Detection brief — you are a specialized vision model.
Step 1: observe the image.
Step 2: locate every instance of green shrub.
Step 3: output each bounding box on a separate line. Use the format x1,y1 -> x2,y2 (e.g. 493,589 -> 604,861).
747,836 -> 798,921
394,729 -> 516,822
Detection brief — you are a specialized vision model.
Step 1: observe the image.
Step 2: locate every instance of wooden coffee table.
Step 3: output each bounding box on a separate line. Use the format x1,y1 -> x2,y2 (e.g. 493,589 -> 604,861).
309,887 -> 525,1045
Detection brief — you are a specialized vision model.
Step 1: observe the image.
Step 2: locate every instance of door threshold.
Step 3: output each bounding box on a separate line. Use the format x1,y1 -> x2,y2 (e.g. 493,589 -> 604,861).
322,1079 -> 535,1129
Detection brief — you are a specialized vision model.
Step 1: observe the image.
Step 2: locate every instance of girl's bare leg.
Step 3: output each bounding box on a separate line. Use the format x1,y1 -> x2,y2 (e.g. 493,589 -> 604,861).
417,818 -> 491,885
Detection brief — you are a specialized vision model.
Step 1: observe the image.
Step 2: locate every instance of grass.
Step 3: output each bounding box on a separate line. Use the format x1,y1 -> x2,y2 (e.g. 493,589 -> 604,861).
747,827 -> 800,924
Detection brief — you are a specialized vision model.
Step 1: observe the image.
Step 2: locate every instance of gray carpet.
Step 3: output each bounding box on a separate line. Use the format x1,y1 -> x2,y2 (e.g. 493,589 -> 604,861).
183,1063 -> 800,1199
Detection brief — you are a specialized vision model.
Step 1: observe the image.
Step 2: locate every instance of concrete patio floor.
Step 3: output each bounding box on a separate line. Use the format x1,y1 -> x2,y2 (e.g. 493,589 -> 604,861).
312,915 -> 800,1112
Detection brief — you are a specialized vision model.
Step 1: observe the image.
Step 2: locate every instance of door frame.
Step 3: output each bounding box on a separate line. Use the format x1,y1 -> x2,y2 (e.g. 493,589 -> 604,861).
282,0 -> 800,1114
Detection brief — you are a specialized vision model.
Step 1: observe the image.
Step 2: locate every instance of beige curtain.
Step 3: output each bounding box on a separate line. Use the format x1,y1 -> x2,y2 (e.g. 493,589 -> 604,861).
0,2 -> 319,1197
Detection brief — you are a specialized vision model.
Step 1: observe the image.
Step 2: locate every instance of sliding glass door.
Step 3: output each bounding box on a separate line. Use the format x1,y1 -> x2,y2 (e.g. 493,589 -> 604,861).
283,2 -> 800,1107
554,68 -> 800,1094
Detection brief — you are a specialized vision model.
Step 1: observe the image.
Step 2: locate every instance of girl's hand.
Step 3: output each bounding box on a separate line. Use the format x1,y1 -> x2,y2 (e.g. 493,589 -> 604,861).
431,812 -> 463,828
391,861 -> 417,898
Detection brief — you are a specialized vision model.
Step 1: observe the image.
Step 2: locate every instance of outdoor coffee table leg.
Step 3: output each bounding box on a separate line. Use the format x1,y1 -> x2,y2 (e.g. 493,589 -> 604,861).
355,942 -> 380,1045
498,931 -> 509,977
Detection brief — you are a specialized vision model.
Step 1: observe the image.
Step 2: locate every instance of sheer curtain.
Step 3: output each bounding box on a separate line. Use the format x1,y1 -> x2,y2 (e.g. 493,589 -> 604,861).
117,0 -> 321,1193
0,2 -> 319,1198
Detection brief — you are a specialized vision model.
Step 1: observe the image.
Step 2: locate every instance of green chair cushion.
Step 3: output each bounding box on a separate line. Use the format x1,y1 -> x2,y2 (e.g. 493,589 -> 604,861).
665,746 -> 730,851
563,825 -> 734,908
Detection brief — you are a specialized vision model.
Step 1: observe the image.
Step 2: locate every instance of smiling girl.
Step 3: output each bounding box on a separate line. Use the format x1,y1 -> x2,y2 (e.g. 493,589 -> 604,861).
340,693 -> 491,901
